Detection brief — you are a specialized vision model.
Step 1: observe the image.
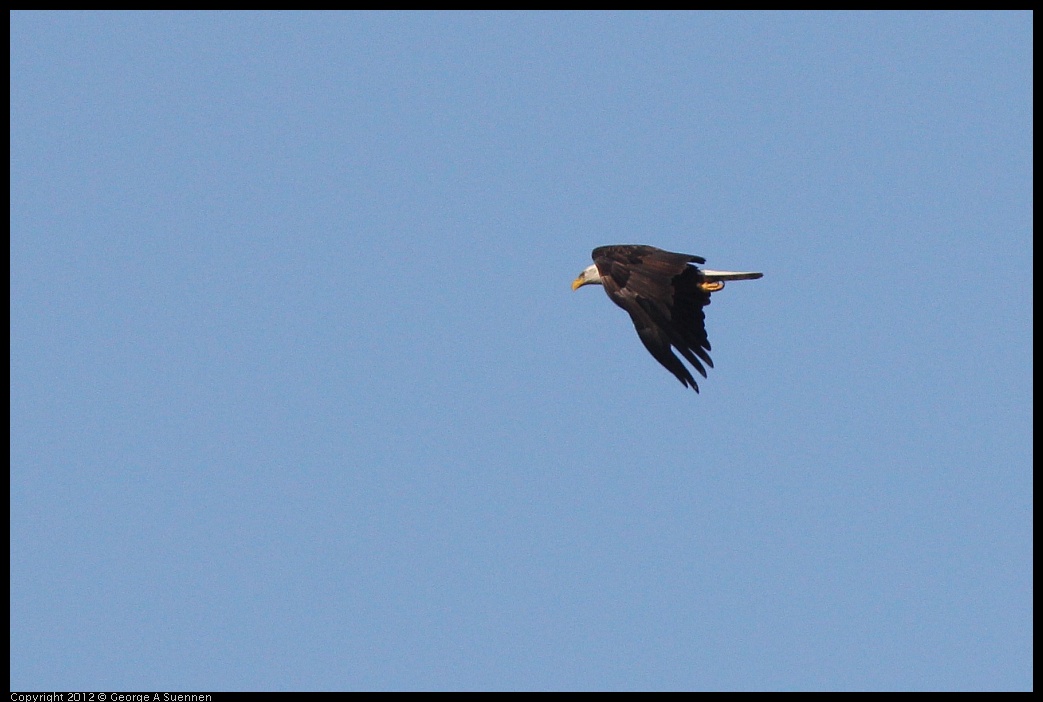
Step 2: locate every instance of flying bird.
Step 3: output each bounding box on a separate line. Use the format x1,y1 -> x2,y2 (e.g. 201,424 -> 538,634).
572,245 -> 763,392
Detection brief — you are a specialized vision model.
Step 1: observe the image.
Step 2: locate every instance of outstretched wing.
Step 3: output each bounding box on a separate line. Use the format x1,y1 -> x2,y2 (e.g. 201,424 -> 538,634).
592,245 -> 715,392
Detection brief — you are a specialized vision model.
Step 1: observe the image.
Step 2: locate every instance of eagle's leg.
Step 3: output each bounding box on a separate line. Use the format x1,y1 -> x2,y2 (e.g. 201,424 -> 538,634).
699,281 -> 725,293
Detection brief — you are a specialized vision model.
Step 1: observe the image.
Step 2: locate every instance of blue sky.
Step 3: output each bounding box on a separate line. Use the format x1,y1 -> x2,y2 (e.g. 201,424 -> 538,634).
10,11 -> 1032,691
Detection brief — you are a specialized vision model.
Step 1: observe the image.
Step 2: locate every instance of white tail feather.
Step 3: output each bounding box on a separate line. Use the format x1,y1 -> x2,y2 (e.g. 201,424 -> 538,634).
700,269 -> 764,282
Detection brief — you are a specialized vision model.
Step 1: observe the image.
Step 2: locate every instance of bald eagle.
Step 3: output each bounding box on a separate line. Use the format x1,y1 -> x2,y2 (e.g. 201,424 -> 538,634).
572,245 -> 762,392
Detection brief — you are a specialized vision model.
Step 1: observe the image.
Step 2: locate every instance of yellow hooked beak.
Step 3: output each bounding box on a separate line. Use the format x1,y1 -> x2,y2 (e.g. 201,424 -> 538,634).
571,276 -> 587,291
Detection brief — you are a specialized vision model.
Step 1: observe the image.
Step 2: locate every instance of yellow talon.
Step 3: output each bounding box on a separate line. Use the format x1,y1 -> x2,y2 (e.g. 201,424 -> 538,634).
700,281 -> 725,293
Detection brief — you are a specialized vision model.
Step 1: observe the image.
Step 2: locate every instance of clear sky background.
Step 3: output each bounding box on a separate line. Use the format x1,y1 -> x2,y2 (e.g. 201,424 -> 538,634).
10,11 -> 1032,692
